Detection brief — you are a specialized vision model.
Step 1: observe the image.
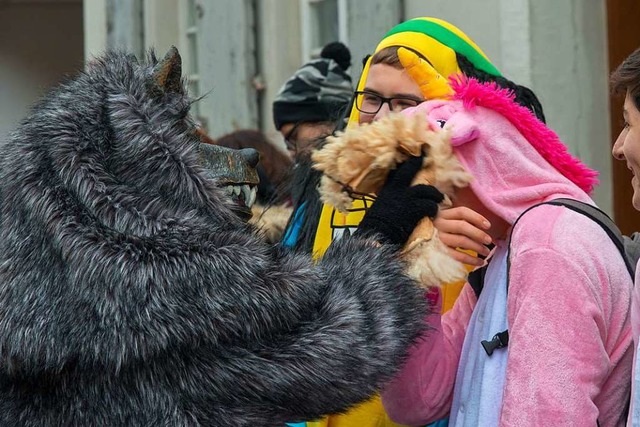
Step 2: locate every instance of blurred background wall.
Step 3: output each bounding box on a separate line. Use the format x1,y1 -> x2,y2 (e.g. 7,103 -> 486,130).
1,0 -> 638,231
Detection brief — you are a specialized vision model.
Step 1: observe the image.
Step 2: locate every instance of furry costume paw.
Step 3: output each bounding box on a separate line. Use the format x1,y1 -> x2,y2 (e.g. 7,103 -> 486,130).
312,113 -> 473,288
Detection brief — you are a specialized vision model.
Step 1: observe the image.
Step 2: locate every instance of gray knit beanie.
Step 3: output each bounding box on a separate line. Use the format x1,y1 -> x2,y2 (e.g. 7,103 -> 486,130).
273,42 -> 353,130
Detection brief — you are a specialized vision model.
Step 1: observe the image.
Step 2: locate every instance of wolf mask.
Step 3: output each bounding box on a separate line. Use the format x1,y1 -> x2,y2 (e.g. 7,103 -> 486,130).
0,48 -> 428,426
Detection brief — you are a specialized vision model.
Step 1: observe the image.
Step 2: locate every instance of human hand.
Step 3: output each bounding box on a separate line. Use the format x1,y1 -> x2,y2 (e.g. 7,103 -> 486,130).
355,156 -> 444,246
434,206 -> 493,266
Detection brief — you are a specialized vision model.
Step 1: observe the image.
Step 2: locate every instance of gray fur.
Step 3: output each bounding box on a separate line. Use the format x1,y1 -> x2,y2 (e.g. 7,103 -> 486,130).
0,49 -> 429,426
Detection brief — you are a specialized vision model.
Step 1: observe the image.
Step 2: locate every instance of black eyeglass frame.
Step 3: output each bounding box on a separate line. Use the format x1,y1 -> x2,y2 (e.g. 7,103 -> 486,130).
353,90 -> 424,115
283,122 -> 304,151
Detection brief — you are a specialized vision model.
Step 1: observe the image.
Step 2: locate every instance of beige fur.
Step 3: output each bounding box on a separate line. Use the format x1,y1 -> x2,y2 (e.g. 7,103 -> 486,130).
312,113 -> 473,289
250,204 -> 293,244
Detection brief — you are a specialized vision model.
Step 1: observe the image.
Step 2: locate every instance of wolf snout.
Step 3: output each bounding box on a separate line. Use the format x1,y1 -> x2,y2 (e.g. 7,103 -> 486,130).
240,148 -> 260,168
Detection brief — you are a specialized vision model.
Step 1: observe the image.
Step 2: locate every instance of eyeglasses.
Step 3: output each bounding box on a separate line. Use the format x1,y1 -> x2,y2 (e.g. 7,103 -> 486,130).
283,122 -> 331,155
283,122 -> 302,152
354,91 -> 424,115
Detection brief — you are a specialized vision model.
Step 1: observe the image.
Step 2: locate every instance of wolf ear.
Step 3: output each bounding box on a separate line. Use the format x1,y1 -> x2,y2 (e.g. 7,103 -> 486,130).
151,46 -> 182,93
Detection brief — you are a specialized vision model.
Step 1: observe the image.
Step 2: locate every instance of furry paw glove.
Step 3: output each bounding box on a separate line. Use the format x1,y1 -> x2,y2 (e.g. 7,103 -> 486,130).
356,156 -> 444,245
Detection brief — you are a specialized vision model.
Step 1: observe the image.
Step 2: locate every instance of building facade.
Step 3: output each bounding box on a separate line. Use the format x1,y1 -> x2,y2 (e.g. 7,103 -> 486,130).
1,0 -> 637,228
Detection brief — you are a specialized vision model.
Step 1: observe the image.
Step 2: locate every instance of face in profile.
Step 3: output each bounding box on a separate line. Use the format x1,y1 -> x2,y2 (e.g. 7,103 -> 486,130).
279,122 -> 334,159
612,91 -> 640,210
357,63 -> 425,124
451,185 -> 510,241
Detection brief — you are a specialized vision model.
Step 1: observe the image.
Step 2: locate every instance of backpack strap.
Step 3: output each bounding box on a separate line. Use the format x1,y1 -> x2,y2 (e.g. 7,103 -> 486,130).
481,198 -> 633,357
543,198 -> 634,277
624,233 -> 640,277
468,263 -> 488,298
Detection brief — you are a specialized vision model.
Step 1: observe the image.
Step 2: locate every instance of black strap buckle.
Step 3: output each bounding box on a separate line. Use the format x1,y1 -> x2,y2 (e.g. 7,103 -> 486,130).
481,330 -> 509,356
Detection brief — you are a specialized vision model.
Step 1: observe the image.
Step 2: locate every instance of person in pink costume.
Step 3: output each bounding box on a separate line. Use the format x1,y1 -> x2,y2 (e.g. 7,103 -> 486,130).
381,76 -> 634,427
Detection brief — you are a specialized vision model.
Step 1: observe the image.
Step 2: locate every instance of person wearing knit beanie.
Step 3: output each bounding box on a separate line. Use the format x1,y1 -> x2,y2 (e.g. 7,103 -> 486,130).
273,42 -> 353,157
276,42 -> 354,262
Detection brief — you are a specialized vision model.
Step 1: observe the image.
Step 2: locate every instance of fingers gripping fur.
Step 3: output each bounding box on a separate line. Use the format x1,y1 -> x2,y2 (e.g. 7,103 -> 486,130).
313,113 -> 473,289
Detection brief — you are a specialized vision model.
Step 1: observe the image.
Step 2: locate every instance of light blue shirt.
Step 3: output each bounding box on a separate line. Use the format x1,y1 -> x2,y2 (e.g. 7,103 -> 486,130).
450,243 -> 509,426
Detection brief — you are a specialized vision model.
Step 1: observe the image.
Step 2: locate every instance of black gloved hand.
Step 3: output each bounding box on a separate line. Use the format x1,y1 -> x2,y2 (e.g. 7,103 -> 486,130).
355,156 -> 444,246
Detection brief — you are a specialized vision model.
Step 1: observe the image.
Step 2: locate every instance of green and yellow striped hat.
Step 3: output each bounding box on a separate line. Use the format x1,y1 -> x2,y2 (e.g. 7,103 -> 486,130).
348,17 -> 501,124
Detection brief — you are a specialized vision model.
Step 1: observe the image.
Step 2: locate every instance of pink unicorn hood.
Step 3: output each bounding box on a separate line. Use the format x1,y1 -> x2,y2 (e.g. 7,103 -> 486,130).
403,77 -> 599,225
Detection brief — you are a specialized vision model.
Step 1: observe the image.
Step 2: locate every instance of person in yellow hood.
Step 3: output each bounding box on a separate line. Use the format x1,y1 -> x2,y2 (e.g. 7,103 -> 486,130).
311,16 -> 546,306
286,16 -> 546,427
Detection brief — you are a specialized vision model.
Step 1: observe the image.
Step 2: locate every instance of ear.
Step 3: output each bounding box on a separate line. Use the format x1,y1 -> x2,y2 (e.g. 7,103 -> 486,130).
151,46 -> 182,93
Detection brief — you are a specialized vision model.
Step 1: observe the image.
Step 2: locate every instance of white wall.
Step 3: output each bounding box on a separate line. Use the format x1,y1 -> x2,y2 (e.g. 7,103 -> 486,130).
197,0 -> 258,137
346,0 -> 403,83
529,0 -> 611,212
257,0 -> 303,143
404,0 -> 504,70
144,0 -> 180,56
84,0 -> 107,60
0,2 -> 84,141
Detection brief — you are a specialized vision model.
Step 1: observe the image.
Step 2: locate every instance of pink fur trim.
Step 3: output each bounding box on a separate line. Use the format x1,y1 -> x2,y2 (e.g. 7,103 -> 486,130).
449,76 -> 599,194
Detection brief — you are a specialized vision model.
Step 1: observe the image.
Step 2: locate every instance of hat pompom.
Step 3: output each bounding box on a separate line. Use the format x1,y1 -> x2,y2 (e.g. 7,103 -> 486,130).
321,42 -> 351,71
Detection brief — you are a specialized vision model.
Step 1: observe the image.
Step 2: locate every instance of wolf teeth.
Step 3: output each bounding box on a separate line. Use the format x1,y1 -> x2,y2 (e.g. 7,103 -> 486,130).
223,184 -> 257,208
241,185 -> 258,208
248,186 -> 257,208
241,185 -> 251,207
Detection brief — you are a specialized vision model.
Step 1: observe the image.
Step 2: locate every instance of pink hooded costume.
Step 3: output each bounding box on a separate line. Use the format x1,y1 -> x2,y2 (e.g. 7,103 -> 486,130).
381,78 -> 633,426
631,267 -> 640,426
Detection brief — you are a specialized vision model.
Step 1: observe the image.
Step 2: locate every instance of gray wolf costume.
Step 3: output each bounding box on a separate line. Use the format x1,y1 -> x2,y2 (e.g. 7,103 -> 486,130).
0,48 -> 428,426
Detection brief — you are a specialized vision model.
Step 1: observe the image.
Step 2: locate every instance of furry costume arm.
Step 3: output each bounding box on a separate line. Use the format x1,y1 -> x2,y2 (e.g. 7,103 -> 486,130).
164,235 -> 429,423
0,50 -> 426,426
0,48 -> 430,426
0,212 -> 427,423
381,285 -> 476,424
